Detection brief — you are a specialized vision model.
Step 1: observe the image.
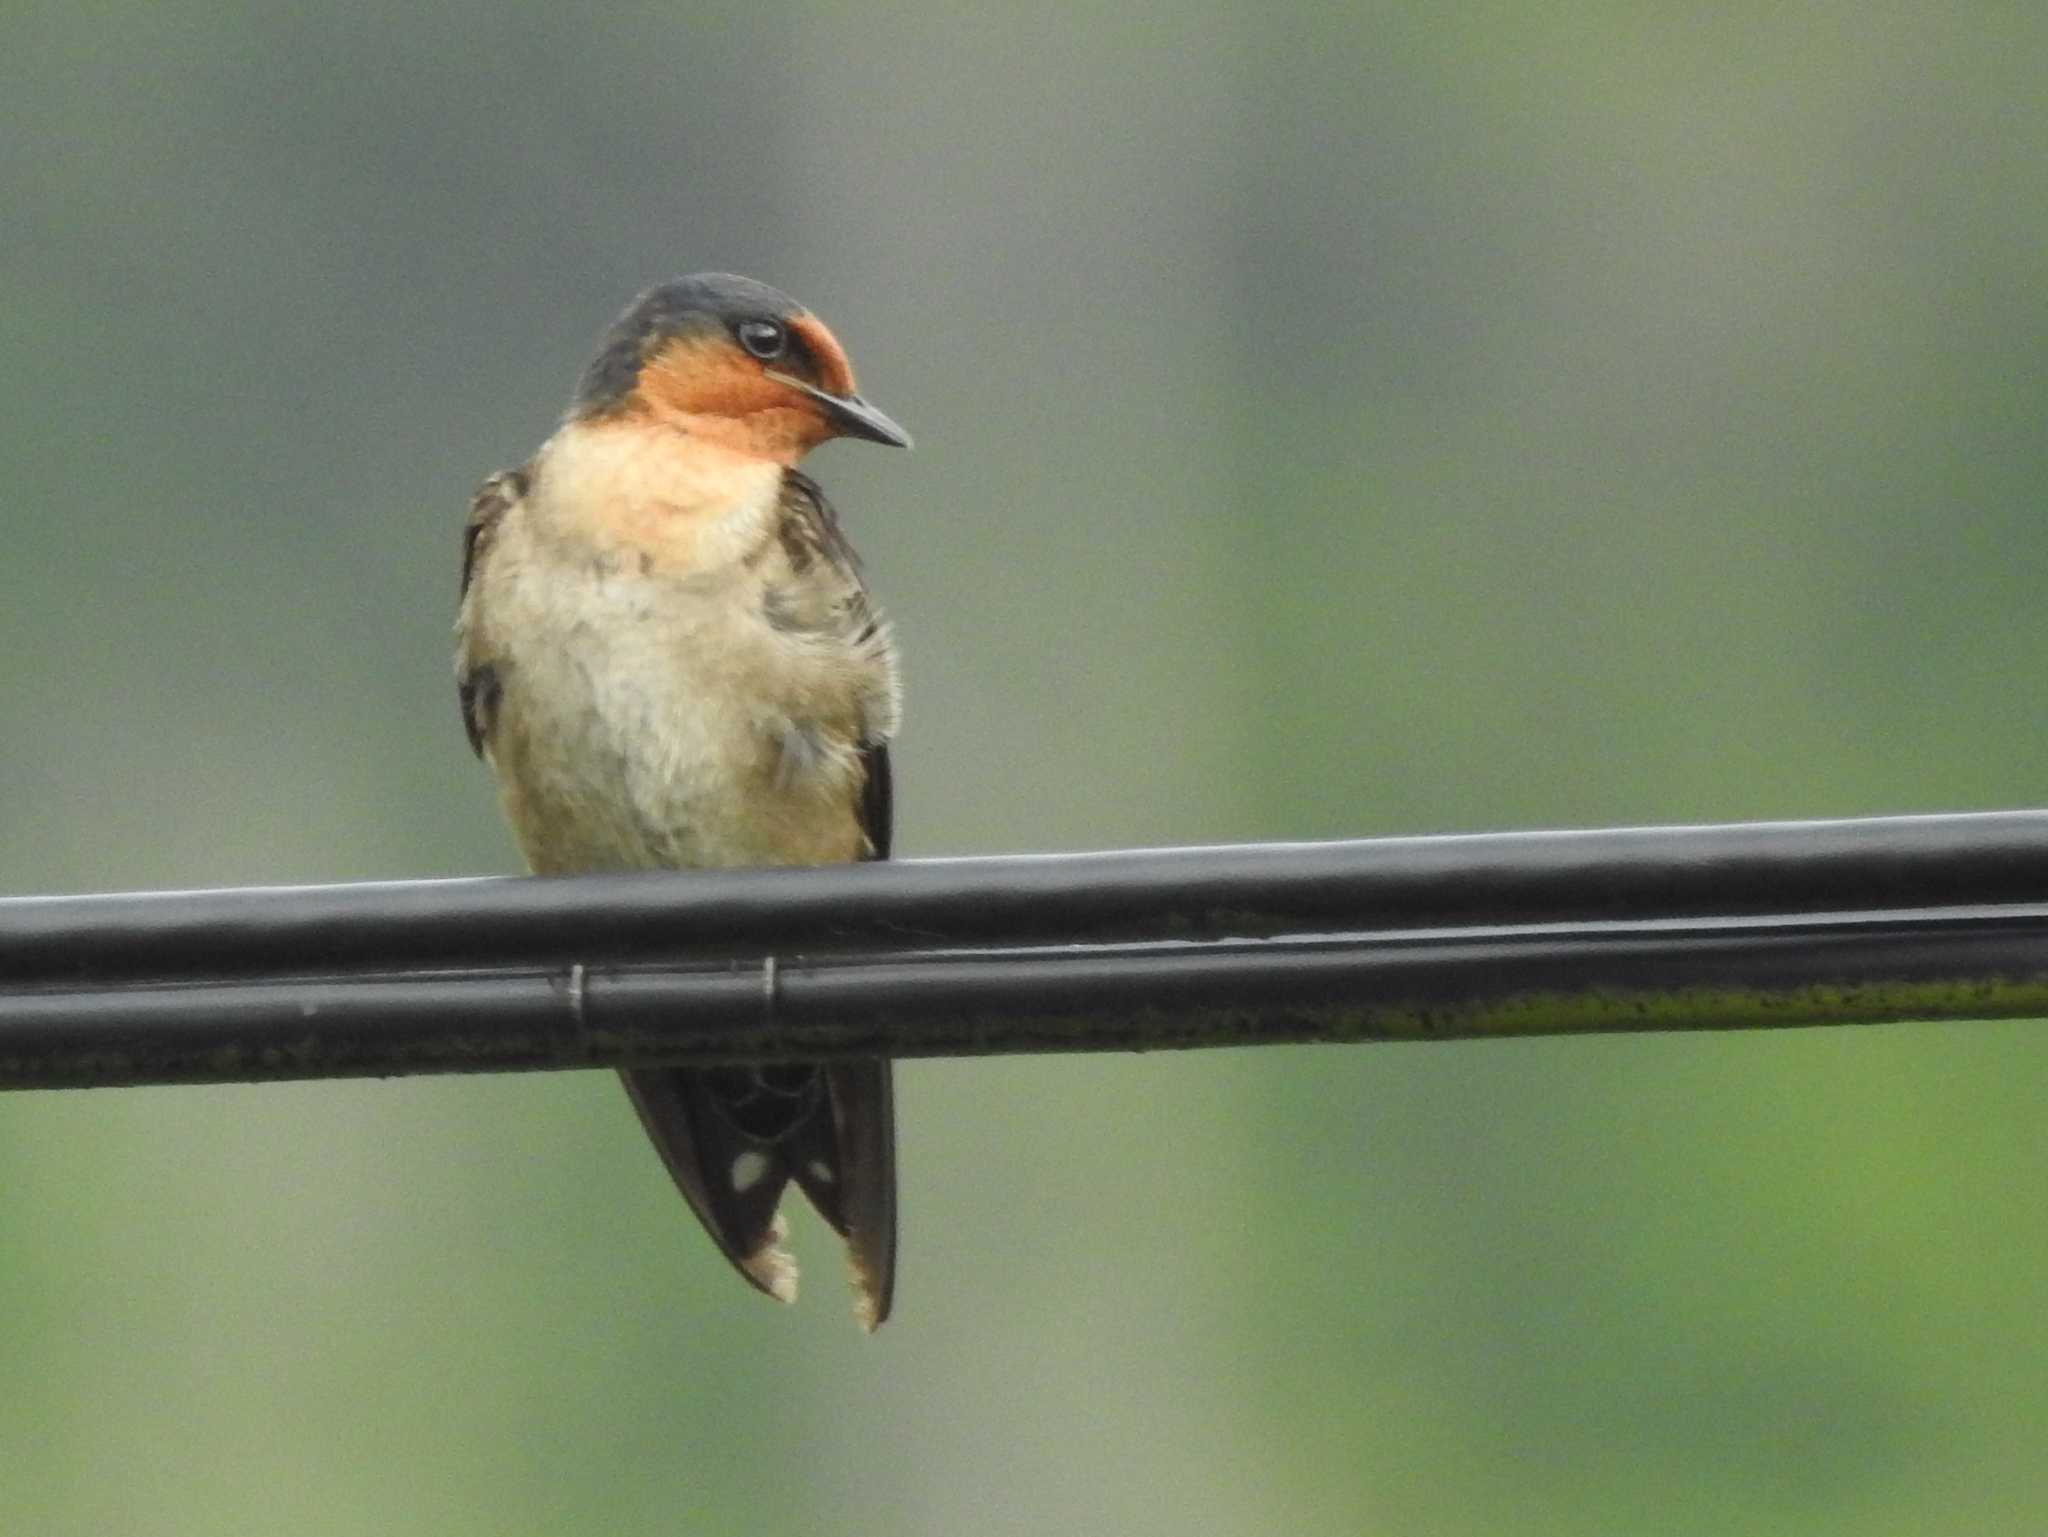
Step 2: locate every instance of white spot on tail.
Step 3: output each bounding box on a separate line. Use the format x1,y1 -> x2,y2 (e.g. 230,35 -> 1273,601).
808,1160 -> 836,1185
731,1150 -> 770,1192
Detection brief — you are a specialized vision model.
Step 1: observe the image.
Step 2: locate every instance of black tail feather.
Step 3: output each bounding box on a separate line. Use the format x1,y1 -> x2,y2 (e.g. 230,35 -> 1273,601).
621,1058 -> 896,1325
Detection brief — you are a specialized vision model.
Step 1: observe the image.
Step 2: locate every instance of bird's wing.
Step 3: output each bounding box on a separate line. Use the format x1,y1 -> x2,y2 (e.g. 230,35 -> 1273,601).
780,471 -> 898,1321
626,470 -> 899,1327
454,467 -> 528,757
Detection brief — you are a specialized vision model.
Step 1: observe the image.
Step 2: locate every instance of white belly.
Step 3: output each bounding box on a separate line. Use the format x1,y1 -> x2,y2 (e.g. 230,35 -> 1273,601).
485,554 -> 872,873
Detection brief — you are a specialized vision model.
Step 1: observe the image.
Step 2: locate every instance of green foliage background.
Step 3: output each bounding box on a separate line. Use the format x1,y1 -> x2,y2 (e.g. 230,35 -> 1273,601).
3,4 -> 2045,1532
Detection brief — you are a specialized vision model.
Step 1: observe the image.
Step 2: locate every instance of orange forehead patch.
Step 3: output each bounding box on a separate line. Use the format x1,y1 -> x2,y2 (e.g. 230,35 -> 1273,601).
788,312 -> 858,399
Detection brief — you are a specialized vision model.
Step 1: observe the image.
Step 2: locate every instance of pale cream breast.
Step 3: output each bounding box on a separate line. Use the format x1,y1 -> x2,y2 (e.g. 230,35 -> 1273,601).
464,421 -> 896,874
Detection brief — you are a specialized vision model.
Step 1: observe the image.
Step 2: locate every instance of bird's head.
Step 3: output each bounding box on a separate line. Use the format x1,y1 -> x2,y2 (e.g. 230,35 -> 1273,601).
570,273 -> 910,465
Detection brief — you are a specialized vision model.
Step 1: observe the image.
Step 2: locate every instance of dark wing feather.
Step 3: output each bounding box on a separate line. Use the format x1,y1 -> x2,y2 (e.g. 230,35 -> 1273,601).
859,743 -> 893,861
461,468 -> 525,602
777,467 -> 866,578
780,472 -> 894,865
455,468 -> 526,757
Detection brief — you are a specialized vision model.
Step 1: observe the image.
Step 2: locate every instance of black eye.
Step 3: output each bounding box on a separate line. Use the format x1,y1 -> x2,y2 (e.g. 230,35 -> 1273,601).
736,319 -> 786,360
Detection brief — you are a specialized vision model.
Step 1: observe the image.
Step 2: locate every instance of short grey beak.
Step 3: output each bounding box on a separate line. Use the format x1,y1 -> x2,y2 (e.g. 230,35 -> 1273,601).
768,372 -> 913,449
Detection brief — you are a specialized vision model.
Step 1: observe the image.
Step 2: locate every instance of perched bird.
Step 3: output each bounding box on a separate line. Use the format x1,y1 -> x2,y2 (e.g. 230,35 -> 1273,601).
455,273 -> 910,1328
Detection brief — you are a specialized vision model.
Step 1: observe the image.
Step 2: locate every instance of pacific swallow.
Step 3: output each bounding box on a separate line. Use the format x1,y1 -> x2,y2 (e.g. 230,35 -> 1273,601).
455,273 -> 910,1328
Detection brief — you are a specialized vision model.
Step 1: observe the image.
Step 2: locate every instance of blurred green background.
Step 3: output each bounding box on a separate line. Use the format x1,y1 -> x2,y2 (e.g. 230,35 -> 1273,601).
4,3 -> 2046,1533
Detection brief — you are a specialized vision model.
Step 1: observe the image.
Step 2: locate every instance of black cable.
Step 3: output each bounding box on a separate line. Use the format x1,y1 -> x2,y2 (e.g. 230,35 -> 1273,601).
4,813 -> 2046,1089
